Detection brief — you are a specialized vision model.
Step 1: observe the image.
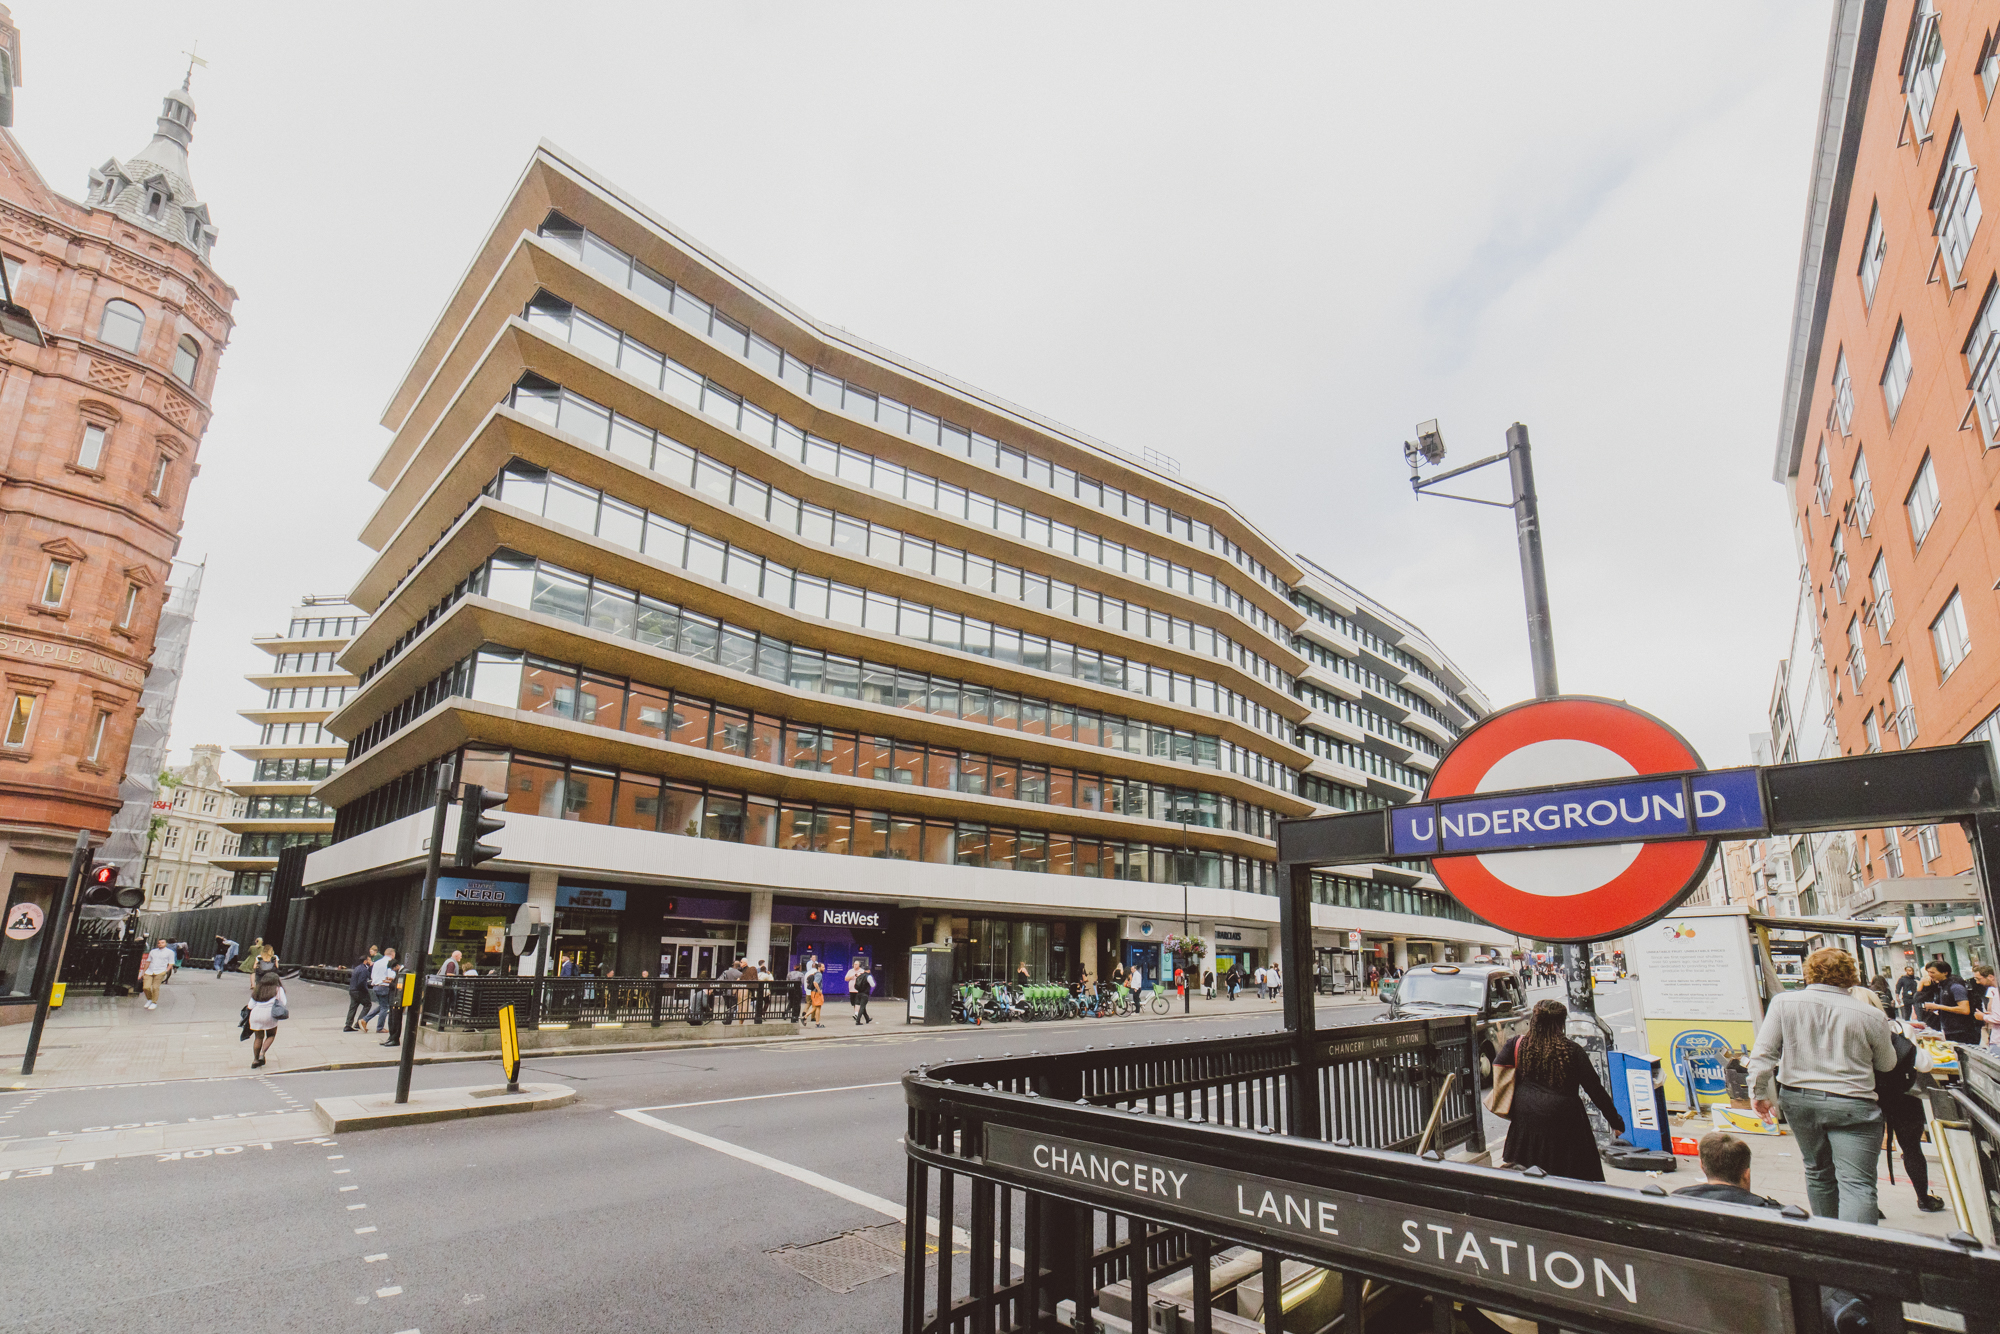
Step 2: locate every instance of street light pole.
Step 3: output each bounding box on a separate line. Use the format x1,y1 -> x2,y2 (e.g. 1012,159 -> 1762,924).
1408,420 -> 1594,1020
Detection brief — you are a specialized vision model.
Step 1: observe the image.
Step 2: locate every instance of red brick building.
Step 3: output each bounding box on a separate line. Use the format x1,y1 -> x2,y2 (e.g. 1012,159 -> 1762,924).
1778,0 -> 1999,970
0,6 -> 235,1016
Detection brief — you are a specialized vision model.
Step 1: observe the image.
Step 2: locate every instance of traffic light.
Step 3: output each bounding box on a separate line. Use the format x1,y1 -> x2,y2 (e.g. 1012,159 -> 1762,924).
83,863 -> 143,909
455,784 -> 507,870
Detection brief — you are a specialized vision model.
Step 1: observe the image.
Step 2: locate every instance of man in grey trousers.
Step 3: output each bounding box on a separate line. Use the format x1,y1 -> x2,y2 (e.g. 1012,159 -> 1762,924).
1747,947 -> 1898,1224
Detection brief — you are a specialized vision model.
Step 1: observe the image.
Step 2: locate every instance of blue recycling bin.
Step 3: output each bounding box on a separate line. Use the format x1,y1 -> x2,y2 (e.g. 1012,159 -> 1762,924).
1606,1049 -> 1670,1153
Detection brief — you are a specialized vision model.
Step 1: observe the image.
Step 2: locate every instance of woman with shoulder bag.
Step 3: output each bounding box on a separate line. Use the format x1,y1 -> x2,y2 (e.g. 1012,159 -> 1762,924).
247,969 -> 288,1069
1492,999 -> 1624,1181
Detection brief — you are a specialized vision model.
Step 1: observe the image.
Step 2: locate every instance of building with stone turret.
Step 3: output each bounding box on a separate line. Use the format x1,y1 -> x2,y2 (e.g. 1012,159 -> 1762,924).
0,7 -> 236,1021
143,743 -> 243,910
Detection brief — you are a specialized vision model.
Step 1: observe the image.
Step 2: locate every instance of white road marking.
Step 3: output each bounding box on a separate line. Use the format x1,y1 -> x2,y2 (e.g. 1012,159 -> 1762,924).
627,1080 -> 897,1113
354,1226 -> 376,1234
333,1169 -> 351,1174
365,1253 -> 388,1262
615,1107 -> 1019,1263
347,1203 -> 367,1210
616,1109 -> 902,1216
340,1185 -> 358,1192
376,1287 -> 403,1298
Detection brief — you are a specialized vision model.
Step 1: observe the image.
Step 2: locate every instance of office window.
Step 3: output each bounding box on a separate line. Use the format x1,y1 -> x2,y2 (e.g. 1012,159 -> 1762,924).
1830,526 -> 1850,600
200,792 -> 216,814
120,583 -> 140,628
1891,662 -> 1918,744
1814,440 -> 1834,515
76,423 -> 106,471
97,299 -> 144,352
1832,349 -> 1854,432
1847,615 -> 1868,688
163,825 -> 180,850
1905,0 -> 1946,138
172,335 -> 199,385
1884,827 -> 1905,878
87,709 -> 109,762
193,829 -> 210,854
1917,824 -> 1942,863
1870,552 -> 1896,639
1865,707 -> 1883,752
1881,323 -> 1913,423
1906,454 -> 1941,545
40,559 -> 69,605
1934,124 -> 1983,285
1859,201 -> 1887,305
1968,279 -> 2000,447
1932,589 -> 1971,676
148,455 -> 169,497
1849,449 -> 1874,534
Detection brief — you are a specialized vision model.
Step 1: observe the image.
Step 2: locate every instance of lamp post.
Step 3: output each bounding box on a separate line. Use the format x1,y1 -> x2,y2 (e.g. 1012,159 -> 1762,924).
1405,420 -> 1593,1020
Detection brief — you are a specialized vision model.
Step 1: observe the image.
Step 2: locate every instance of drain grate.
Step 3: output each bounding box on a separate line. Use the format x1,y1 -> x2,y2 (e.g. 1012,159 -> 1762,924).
768,1231 -> 902,1293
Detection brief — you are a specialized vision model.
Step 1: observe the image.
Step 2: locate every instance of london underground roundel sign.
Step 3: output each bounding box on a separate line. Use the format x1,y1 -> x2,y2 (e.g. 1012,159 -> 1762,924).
1390,697 -> 1762,942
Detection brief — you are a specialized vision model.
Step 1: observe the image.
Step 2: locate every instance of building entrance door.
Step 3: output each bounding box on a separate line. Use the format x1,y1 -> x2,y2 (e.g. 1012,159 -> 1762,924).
658,938 -> 730,979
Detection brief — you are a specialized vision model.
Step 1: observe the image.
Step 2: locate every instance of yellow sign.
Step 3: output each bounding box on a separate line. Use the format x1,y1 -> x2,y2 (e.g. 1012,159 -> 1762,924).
49,982 -> 65,1008
400,971 -> 417,1006
1645,1018 -> 1758,1106
498,1003 -> 520,1086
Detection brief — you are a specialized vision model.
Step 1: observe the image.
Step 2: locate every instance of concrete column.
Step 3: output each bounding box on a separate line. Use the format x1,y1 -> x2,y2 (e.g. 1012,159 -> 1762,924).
746,889 -> 773,973
519,868 -> 558,977
933,914 -> 953,944
1079,920 -> 1098,978
1393,935 -> 1409,970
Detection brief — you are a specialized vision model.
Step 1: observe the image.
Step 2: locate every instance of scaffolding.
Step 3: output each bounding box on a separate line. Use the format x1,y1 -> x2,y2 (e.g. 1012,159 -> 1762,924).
99,559 -> 204,884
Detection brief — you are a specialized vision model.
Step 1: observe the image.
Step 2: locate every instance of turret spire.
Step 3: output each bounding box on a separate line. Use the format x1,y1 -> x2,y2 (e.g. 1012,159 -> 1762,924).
84,70 -> 217,260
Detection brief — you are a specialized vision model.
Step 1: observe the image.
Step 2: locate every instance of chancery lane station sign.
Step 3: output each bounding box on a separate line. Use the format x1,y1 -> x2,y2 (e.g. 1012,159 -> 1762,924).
983,1125 -> 1790,1334
1275,695 -> 2000,944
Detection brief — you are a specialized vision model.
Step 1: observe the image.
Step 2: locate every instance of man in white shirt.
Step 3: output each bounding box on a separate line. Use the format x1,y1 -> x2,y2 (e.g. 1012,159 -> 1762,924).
1254,965 -> 1269,1000
366,946 -> 398,1033
139,938 -> 177,1009
1747,948 -> 1897,1224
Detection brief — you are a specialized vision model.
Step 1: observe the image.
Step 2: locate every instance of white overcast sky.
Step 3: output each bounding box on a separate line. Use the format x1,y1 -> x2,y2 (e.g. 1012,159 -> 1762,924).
19,3 -> 1829,777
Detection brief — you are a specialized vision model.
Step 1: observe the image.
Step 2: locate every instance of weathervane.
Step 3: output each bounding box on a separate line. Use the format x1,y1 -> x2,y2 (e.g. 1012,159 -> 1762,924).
181,41 -> 207,90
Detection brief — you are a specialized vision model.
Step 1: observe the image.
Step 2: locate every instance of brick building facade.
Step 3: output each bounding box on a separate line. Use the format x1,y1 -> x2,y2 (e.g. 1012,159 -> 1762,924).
0,6 -> 235,1018
1778,0 -> 1999,971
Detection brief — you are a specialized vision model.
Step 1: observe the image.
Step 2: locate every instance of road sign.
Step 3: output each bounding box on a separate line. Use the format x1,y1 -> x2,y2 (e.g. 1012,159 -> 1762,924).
4,901 -> 42,939
1409,697 -> 1742,942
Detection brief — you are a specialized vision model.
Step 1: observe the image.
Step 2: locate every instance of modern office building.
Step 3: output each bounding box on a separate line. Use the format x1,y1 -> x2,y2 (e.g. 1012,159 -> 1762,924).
0,7 -> 236,1021
1775,0 -> 1994,971
142,743 -> 242,909
298,144 -> 1505,992
211,597 -> 365,899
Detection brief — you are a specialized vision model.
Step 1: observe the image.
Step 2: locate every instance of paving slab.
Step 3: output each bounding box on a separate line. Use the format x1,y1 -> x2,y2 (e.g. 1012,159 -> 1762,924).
312,1081 -> 576,1133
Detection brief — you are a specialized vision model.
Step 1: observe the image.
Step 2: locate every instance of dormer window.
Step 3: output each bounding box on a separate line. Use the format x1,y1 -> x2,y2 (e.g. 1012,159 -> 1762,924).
145,190 -> 164,219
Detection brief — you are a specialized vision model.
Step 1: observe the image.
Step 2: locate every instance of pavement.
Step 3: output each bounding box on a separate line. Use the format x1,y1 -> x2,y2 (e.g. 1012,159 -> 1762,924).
1,968 -> 1339,1090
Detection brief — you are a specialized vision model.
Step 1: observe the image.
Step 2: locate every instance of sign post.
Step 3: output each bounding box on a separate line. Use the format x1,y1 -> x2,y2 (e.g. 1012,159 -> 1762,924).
499,1002 -> 521,1093
19,829 -> 90,1076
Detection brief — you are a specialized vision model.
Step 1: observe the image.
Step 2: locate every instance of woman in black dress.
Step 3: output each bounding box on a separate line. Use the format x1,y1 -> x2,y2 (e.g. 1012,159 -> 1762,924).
1495,999 -> 1624,1181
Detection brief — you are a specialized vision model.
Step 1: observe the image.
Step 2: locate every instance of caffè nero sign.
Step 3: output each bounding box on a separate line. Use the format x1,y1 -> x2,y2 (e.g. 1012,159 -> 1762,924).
983,1125 -> 1789,1334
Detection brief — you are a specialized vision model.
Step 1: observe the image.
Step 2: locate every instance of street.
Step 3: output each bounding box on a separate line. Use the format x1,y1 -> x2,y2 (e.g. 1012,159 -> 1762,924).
0,998 -> 1378,1334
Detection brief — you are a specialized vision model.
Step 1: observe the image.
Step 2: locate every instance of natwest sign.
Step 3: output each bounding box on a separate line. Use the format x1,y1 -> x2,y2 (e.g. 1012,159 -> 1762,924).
807,905 -> 885,929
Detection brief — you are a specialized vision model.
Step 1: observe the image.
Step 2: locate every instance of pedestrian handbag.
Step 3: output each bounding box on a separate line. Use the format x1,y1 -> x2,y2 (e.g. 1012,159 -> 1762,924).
1484,1062 -> 1516,1118
271,993 -> 289,1021
238,1005 -> 252,1042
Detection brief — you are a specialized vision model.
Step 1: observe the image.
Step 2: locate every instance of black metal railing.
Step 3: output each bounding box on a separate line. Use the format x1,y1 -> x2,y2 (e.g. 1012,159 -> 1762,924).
902,1027 -> 2000,1334
1947,1043 -> 2000,1243
420,974 -> 800,1030
920,1016 -> 1481,1154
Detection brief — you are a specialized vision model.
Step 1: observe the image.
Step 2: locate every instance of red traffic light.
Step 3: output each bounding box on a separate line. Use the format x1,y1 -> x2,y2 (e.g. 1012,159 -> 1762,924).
89,864 -> 117,886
